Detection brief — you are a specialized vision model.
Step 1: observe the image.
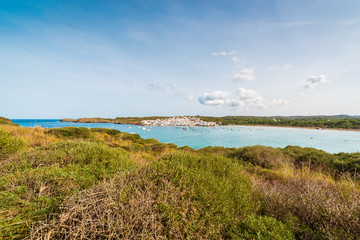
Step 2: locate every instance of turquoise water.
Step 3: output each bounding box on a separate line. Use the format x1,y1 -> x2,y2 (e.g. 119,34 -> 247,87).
12,119 -> 360,153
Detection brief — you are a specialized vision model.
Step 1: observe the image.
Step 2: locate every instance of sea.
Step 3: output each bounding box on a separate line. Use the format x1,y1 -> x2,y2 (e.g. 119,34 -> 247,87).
12,119 -> 360,153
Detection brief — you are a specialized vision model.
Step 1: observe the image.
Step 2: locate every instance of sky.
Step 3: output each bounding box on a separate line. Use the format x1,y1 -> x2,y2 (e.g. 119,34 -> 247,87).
1,0 -> 360,118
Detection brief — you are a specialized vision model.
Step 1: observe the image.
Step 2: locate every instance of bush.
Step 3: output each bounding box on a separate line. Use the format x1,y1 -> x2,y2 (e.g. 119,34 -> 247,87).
0,129 -> 26,158
234,215 -> 295,239
32,152 -> 256,239
229,145 -> 291,169
91,128 -> 121,136
282,146 -> 336,170
0,117 -> 18,126
146,143 -> 167,154
254,176 -> 360,239
197,146 -> 236,156
47,127 -> 95,140
0,141 -> 134,238
121,133 -> 141,141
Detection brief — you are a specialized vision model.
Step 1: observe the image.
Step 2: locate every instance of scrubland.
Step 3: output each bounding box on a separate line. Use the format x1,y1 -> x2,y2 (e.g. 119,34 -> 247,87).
0,118 -> 359,239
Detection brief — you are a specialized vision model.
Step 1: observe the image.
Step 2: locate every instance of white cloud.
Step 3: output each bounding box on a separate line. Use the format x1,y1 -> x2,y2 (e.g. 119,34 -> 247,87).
233,68 -> 255,82
199,88 -> 289,110
146,82 -> 165,91
226,99 -> 244,109
146,82 -> 180,92
212,51 -> 236,56
267,66 -> 278,71
198,91 -> 231,107
282,64 -> 293,69
237,88 -> 265,108
267,99 -> 289,107
304,75 -> 328,89
186,95 -> 194,101
267,64 -> 293,71
232,57 -> 241,63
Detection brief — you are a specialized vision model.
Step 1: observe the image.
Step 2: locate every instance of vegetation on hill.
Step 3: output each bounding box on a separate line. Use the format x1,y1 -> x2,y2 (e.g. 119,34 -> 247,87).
0,117 -> 18,126
61,115 -> 360,130
200,115 -> 360,129
0,123 -> 359,239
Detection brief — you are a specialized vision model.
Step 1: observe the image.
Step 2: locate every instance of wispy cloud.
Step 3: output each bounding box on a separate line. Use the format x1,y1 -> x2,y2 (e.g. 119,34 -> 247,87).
268,64 -> 293,71
212,51 -> 236,56
232,68 -> 255,82
304,75 -> 328,89
146,82 -> 165,91
232,57 -> 241,63
186,95 -> 194,101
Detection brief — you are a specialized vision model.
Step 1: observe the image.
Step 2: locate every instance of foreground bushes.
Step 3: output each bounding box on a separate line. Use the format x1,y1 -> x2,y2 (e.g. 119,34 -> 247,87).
0,141 -> 134,239
0,129 -> 26,158
1,125 -> 359,239
32,153 -> 265,239
228,145 -> 291,169
254,176 -> 360,239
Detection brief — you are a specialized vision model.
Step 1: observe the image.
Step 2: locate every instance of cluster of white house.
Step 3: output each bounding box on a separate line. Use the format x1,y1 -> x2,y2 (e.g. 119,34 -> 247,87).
141,117 -> 218,126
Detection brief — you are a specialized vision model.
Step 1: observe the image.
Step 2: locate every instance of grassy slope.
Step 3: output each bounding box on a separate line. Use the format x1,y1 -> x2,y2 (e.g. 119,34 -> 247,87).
0,119 -> 359,239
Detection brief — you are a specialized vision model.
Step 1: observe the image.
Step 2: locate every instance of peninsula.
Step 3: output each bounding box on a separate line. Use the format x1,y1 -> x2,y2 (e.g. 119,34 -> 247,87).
61,115 -> 360,130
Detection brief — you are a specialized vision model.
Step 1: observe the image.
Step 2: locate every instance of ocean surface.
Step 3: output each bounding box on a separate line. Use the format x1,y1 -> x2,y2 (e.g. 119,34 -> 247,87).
12,119 -> 360,153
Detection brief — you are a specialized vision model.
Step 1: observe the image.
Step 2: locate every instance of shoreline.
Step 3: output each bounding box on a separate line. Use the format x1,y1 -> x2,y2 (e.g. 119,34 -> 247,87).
63,121 -> 360,132
222,124 -> 360,132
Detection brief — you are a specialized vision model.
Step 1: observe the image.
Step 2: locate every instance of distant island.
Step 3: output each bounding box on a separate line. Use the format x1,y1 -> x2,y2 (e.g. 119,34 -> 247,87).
61,115 -> 360,130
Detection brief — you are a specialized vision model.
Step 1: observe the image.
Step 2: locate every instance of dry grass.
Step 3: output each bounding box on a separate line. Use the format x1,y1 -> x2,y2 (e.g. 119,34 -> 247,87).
253,174 -> 360,238
0,125 -> 57,147
30,168 -> 190,240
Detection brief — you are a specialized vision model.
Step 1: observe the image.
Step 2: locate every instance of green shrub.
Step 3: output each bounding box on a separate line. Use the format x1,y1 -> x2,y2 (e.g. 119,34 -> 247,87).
91,128 -> 121,136
0,141 -> 134,238
282,146 -> 336,170
150,152 -> 257,238
229,145 -> 291,169
33,152 -> 257,239
233,215 -> 295,239
178,145 -> 194,152
197,146 -> 236,156
167,143 -> 177,149
146,143 -> 167,154
121,133 -> 141,141
47,127 -> 95,140
333,152 -> 360,176
0,129 -> 26,158
127,143 -> 145,152
0,117 -> 18,126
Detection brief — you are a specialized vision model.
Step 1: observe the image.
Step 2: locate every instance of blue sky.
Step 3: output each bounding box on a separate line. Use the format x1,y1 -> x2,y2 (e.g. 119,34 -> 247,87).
1,0 -> 360,118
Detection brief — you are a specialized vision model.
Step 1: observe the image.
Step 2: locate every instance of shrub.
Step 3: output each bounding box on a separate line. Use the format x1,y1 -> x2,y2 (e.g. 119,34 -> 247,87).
121,133 -> 141,141
253,176 -> 360,238
146,143 -> 167,154
47,127 -> 95,140
0,141 -> 134,239
282,146 -> 336,170
197,146 -> 236,156
91,128 -> 121,136
229,145 -> 291,169
178,146 -> 194,152
0,129 -> 26,158
0,117 -> 18,126
233,215 -> 295,239
32,152 -> 256,239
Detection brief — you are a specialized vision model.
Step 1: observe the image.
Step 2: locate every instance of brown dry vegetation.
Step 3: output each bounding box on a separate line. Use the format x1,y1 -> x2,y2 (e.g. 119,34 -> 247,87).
0,119 -> 359,239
